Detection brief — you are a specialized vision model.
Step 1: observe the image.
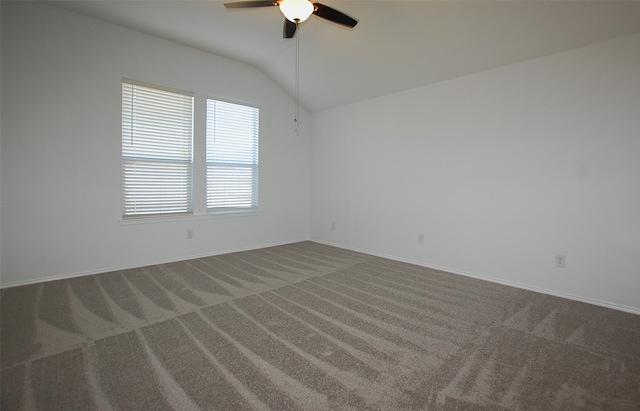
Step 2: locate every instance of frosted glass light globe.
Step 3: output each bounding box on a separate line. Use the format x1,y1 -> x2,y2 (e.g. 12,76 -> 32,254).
279,0 -> 314,23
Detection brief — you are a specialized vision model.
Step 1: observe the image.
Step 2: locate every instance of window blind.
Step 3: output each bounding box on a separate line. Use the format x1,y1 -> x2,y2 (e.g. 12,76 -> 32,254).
122,81 -> 194,217
206,99 -> 259,211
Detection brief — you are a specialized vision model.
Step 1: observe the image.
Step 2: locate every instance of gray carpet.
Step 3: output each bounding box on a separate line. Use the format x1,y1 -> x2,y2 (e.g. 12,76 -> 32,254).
1,241 -> 639,410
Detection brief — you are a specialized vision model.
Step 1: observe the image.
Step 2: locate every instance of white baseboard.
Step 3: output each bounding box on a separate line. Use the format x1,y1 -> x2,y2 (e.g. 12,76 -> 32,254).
6,237 -> 638,315
0,238 -> 310,289
311,239 -> 640,315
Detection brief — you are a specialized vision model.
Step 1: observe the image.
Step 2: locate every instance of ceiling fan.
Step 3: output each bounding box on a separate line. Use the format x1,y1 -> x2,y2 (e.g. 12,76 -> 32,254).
224,0 -> 358,38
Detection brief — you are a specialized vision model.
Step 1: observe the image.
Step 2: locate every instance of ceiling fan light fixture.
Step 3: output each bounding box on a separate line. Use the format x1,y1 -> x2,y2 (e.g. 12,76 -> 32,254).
279,0 -> 314,23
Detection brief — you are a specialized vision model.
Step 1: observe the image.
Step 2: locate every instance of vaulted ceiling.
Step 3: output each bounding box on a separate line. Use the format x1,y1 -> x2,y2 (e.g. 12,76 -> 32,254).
51,0 -> 640,112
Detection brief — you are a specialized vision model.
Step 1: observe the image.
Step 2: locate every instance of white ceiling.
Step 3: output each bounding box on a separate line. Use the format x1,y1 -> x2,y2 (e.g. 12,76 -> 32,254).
49,0 -> 640,112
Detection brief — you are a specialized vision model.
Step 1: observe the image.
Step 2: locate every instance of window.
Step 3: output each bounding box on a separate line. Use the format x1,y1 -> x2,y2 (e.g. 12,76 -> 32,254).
206,99 -> 259,212
122,80 -> 194,218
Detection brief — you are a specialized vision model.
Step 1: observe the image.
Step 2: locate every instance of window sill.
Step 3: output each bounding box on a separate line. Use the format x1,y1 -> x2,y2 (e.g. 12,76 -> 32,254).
119,209 -> 260,225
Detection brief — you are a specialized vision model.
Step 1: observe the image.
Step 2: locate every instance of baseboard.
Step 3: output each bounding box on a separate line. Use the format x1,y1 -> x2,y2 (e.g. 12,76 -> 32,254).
311,239 -> 640,315
6,237 -> 637,315
0,238 -> 311,289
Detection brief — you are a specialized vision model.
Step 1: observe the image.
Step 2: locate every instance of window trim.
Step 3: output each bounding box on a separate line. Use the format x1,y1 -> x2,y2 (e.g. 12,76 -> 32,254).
205,96 -> 260,214
121,78 -> 194,219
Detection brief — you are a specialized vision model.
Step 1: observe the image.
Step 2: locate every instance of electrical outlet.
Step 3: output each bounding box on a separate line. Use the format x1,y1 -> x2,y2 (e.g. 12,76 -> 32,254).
555,254 -> 566,268
331,222 -> 335,230
418,234 -> 424,244
187,229 -> 193,240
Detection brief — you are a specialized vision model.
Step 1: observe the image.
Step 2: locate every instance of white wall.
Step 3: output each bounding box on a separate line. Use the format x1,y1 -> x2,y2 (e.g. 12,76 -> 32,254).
3,3 -> 639,314
310,33 -> 640,312
1,2 -> 310,286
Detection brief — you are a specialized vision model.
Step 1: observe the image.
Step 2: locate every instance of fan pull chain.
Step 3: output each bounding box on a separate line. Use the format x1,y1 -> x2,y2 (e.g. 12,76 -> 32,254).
294,20 -> 300,134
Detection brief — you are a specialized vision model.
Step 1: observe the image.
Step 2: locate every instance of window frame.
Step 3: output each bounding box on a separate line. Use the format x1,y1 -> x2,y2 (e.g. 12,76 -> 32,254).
205,97 -> 260,214
121,79 -> 194,219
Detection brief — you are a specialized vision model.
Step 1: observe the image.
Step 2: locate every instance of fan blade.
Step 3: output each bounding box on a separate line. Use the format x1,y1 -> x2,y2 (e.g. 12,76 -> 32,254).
312,3 -> 357,28
283,19 -> 297,38
224,1 -> 277,9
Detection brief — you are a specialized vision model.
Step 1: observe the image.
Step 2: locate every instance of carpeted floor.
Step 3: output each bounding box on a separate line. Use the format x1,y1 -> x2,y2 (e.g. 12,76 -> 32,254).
1,241 -> 639,410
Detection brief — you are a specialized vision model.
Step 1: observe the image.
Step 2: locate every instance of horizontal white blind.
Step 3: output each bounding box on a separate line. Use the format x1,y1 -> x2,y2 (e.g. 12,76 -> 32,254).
122,81 -> 194,217
206,99 -> 259,211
